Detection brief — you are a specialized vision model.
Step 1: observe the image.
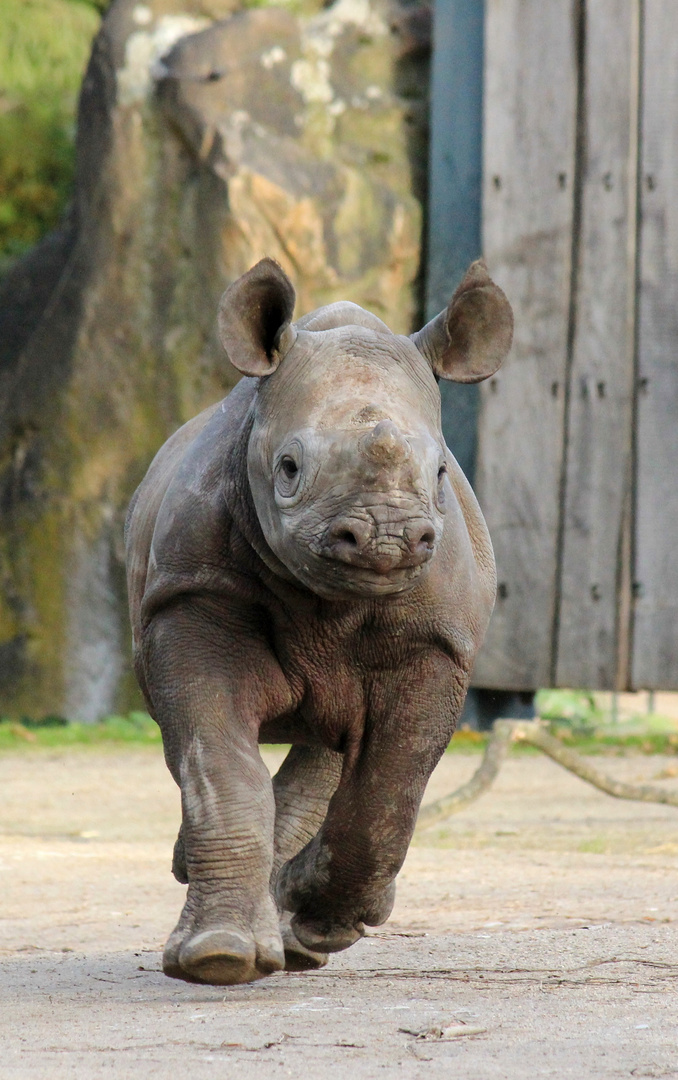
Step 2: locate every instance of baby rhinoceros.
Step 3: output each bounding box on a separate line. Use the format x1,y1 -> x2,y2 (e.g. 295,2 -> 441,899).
125,257 -> 513,985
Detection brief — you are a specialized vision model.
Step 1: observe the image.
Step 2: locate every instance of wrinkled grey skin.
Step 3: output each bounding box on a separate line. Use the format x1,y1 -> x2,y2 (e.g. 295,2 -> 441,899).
125,258 -> 513,985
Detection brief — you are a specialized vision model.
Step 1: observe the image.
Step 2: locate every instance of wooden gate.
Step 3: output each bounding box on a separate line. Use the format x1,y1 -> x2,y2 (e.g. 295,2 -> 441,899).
430,0 -> 678,691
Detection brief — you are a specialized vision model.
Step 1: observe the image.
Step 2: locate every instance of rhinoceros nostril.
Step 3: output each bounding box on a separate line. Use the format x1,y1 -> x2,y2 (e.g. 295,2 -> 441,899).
337,529 -> 358,547
407,524 -> 436,557
326,519 -> 371,561
326,517 -> 434,571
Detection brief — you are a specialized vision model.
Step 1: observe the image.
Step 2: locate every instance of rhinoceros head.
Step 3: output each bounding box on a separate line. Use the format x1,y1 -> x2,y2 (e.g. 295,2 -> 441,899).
217,259 -> 512,599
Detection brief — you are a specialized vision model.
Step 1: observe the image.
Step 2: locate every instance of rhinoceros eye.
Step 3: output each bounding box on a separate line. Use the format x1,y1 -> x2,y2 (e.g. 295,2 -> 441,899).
436,462 -> 448,509
280,456 -> 298,479
275,450 -> 303,501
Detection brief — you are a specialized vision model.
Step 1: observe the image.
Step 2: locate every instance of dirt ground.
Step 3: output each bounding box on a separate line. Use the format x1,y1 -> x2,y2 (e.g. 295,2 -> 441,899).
1,744 -> 677,1078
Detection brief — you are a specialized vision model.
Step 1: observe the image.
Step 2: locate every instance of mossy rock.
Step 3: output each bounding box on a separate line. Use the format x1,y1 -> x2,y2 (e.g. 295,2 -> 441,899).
0,0 -> 430,720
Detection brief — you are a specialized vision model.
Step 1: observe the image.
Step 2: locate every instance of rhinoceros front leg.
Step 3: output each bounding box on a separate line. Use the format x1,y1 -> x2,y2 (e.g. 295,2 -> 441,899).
169,740 -> 344,970
276,657 -> 467,953
142,601 -> 292,986
271,744 -> 343,970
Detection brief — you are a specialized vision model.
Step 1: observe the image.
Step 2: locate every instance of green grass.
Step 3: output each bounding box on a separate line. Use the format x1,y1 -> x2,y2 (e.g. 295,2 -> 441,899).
548,727 -> 678,756
1,711 -> 677,755
448,721 -> 678,757
0,711 -> 162,749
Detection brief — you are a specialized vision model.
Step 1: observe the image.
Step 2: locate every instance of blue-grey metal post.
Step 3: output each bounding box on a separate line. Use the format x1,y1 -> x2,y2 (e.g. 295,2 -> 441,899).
428,4 -> 535,724
427,0 -> 484,485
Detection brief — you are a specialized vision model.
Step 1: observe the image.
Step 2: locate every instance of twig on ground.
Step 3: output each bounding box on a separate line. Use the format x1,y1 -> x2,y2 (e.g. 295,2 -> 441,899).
512,721 -> 678,807
417,719 -> 678,829
416,721 -> 513,827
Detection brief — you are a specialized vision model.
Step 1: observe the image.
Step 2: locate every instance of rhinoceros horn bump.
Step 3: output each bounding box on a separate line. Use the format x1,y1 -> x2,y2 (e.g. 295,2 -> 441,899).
362,420 -> 410,466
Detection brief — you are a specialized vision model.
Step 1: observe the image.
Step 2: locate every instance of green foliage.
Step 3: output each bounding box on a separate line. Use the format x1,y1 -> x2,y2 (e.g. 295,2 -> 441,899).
0,0 -> 102,271
241,0 -> 325,11
536,688 -> 601,731
0,107 -> 75,259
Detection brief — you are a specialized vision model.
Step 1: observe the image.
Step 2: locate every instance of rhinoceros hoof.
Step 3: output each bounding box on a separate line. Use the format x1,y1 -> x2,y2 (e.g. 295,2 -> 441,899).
163,924 -> 285,985
290,914 -> 365,954
279,911 -> 328,971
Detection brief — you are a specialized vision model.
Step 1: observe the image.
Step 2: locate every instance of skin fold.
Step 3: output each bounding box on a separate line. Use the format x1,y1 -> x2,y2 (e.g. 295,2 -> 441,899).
125,258 -> 513,985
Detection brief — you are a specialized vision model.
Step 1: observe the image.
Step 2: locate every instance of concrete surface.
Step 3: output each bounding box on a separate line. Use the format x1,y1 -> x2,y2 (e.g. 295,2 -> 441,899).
1,746 -> 677,1077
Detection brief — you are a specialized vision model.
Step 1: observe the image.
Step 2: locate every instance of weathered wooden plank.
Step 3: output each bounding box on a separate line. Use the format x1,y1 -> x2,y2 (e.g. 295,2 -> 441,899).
632,0 -> 678,689
555,0 -> 640,689
473,0 -> 579,689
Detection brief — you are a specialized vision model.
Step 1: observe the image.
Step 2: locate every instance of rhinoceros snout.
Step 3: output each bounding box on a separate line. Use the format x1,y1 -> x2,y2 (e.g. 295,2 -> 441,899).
323,515 -> 436,575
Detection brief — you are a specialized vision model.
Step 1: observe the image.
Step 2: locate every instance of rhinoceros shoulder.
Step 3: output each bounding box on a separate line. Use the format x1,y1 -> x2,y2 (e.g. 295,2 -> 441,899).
126,379 -> 259,633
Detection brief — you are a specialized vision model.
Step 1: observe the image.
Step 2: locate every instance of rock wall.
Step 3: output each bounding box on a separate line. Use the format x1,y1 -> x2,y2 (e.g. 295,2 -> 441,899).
0,0 -> 431,720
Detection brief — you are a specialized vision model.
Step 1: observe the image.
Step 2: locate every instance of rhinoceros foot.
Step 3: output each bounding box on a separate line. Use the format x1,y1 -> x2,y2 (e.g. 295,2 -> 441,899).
289,915 -> 364,954
279,911 -> 328,971
162,890 -> 285,985
276,845 -> 396,954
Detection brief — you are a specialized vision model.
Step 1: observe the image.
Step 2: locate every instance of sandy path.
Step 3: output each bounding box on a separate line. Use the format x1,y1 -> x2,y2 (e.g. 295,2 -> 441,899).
1,746 -> 677,1077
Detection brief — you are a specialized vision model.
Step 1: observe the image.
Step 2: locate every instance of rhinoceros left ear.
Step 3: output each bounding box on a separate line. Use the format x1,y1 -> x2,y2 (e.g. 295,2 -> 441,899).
218,258 -> 297,377
410,260 -> 513,382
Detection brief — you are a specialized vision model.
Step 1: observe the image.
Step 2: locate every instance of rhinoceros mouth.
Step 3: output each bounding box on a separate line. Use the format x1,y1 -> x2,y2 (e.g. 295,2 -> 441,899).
299,552 -> 430,598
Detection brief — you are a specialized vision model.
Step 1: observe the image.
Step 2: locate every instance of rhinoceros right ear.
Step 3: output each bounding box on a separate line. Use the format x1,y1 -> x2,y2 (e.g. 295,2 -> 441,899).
410,260 -> 513,382
218,259 -> 297,377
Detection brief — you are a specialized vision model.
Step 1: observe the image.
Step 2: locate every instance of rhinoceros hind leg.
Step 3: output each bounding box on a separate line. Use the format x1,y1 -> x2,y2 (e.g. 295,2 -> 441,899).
271,745 -> 342,970
271,744 -> 343,879
171,823 -> 188,884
